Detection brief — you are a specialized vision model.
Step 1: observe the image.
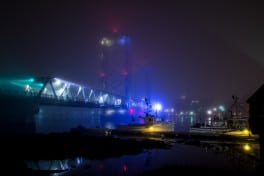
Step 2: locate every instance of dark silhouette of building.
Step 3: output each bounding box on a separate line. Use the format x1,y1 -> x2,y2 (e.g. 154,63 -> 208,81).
247,84 -> 264,135
247,83 -> 264,173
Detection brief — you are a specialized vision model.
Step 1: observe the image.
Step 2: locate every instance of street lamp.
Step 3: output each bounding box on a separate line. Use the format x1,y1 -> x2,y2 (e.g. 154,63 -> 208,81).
153,102 -> 162,120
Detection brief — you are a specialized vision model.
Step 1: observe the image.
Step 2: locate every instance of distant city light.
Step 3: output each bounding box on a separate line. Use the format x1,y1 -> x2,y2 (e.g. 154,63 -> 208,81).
164,108 -> 174,113
218,105 -> 225,112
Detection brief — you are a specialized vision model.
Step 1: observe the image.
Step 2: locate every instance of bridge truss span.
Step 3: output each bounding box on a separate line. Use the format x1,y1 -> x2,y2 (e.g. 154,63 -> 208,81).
0,76 -> 139,108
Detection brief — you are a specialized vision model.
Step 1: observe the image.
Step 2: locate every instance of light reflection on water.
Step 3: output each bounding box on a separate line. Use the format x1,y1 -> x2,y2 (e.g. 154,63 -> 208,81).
36,106 -> 196,134
29,114 -> 261,175
196,141 -> 260,170
25,139 -> 259,176
26,157 -> 90,173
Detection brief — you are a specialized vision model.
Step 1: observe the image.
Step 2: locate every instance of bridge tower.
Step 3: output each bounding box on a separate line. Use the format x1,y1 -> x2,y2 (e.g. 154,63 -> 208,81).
98,30 -> 132,104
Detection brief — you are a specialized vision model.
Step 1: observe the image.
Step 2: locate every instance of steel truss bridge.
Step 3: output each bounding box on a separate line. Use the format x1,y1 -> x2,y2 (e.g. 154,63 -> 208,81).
0,76 -> 144,109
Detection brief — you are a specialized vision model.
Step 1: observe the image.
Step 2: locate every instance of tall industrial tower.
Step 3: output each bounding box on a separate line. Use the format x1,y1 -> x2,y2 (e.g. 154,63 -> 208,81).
98,31 -> 132,101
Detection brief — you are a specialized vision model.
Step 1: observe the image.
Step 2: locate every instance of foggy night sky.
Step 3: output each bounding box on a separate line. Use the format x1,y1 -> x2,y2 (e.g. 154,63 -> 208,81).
1,0 -> 263,107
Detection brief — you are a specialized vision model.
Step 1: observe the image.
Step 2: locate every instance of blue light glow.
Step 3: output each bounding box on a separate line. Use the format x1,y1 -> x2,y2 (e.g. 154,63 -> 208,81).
153,102 -> 162,112
117,35 -> 130,46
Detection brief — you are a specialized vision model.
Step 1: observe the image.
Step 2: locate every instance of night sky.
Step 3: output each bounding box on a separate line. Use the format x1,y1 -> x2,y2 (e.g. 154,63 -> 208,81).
1,0 -> 263,107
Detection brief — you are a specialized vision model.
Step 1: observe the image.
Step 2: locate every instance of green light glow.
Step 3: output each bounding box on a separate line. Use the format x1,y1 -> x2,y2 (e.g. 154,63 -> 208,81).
10,78 -> 44,88
218,105 -> 225,112
28,78 -> 35,82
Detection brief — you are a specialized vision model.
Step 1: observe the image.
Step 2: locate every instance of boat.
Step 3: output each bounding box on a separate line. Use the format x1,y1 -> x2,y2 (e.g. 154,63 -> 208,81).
189,126 -> 231,135
188,118 -> 253,137
114,98 -> 175,135
189,95 -> 256,137
115,113 -> 175,134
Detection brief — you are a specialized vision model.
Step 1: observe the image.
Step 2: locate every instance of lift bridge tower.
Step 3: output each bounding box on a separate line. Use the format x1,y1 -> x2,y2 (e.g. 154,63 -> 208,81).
98,31 -> 132,104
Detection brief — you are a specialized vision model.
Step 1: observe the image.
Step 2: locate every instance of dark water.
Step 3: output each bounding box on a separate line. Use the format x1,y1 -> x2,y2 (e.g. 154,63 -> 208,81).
1,111 -> 261,175
34,106 -> 195,134
53,142 -> 258,176
11,134 -> 259,176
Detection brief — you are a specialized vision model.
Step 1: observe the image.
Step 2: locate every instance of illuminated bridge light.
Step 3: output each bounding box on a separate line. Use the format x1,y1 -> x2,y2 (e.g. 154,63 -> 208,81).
24,84 -> 31,92
99,96 -> 104,104
53,78 -> 62,85
16,77 -> 35,83
33,83 -> 44,87
1,76 -> 139,108
29,78 -> 34,82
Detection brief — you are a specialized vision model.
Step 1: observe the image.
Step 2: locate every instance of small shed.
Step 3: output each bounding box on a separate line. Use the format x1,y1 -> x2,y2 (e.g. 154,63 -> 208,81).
247,84 -> 264,135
